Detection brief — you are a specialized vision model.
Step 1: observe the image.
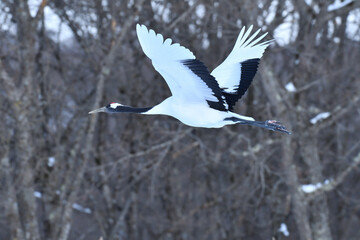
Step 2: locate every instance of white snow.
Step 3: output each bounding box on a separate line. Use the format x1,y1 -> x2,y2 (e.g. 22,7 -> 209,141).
34,191 -> 42,198
335,16 -> 342,25
304,0 -> 321,15
102,0 -> 109,9
278,223 -> 290,237
264,1 -> 278,25
48,156 -> 56,167
217,25 -> 223,39
236,19 -> 242,27
150,1 -> 170,23
0,7 -> 15,34
196,4 -> 206,19
28,0 -> 42,17
273,12 -> 299,46
313,4 -> 320,14
285,82 -> 296,92
189,24 -> 196,34
127,0 -> 134,8
301,183 -> 322,193
347,9 -> 360,41
202,33 -> 210,49
72,203 -> 92,214
185,0 -> 195,7
304,0 -> 312,6
301,179 -> 331,193
33,191 -> 91,214
328,20 -> 335,39
328,0 -> 354,12
310,112 -> 331,124
274,22 -> 292,45
26,0 -> 73,42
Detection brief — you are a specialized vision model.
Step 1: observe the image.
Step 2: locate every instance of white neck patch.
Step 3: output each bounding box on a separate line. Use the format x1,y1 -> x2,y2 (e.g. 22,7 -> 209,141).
109,103 -> 123,109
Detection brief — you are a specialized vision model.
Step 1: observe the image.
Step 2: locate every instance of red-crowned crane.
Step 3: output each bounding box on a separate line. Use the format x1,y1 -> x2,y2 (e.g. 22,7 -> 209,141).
89,24 -> 291,134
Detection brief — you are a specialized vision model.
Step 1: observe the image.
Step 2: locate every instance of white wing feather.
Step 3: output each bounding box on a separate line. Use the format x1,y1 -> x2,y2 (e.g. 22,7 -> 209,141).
211,26 -> 271,93
136,24 -> 195,61
136,24 -> 218,102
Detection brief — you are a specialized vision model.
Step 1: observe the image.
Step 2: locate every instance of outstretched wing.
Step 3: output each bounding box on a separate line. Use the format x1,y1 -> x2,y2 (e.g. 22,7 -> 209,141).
211,26 -> 272,111
136,24 -> 227,111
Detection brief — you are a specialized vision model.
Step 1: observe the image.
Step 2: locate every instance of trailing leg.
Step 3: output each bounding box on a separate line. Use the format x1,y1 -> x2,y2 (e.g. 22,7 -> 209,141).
243,120 -> 291,134
225,117 -> 291,134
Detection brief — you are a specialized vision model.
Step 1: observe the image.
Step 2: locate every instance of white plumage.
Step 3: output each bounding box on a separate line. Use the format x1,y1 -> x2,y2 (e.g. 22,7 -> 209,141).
136,24 -> 218,103
89,24 -> 290,134
212,25 -> 272,94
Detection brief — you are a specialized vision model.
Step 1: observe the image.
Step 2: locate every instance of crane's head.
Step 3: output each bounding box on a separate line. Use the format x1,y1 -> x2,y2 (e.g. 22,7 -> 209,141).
89,103 -> 123,114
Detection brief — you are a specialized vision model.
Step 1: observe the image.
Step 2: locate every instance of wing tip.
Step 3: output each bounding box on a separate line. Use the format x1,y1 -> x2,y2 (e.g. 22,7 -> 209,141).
136,24 -> 196,61
136,23 -> 146,36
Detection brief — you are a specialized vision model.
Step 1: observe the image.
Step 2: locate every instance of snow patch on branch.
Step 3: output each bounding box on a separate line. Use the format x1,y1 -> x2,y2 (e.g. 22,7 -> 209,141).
301,179 -> 330,193
285,82 -> 296,92
202,33 -> 210,49
34,191 -> 42,198
48,156 -> 56,167
304,0 -> 312,6
347,9 -> 360,42
151,1 -> 171,23
196,4 -> 206,19
72,203 -> 92,214
278,223 -> 290,236
328,0 -> 354,12
310,112 -> 330,124
33,191 -> 91,215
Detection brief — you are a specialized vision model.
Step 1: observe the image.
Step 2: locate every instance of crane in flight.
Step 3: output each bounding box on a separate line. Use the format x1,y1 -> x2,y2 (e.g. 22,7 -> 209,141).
89,24 -> 291,134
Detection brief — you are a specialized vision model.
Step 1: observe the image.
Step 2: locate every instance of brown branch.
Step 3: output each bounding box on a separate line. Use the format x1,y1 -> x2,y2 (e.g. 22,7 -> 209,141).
88,128 -> 192,171
1,150 -> 24,240
306,150 -> 360,200
168,0 -> 200,30
57,1 -> 146,239
1,58 -> 41,240
310,94 -> 360,132
326,0 -> 360,22
33,0 -> 47,24
0,59 -> 20,102
108,196 -> 133,240
260,61 -> 313,240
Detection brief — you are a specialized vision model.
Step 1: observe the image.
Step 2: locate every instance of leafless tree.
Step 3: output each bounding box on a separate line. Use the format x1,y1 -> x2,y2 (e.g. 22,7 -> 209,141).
1,0 -> 360,239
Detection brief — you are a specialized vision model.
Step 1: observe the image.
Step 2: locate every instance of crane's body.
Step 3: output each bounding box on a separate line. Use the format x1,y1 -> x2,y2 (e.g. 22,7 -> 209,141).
89,24 -> 290,134
146,98 -> 254,128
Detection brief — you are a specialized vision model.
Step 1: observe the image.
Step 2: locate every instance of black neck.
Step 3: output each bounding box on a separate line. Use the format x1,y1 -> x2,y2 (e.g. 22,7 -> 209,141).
108,105 -> 152,114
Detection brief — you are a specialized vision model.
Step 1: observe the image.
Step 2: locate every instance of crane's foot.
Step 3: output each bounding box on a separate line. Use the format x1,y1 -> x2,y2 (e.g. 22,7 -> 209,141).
265,120 -> 291,135
230,118 -> 292,134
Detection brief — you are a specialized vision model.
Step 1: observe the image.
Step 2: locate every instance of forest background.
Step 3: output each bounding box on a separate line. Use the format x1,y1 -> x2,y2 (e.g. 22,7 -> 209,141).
1,0 -> 360,239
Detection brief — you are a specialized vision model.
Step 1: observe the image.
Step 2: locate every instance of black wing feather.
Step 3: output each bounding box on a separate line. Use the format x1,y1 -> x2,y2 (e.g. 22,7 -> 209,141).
181,59 -> 227,112
222,58 -> 260,111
